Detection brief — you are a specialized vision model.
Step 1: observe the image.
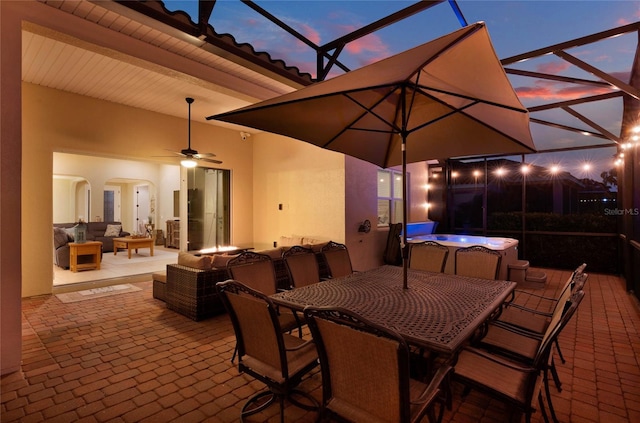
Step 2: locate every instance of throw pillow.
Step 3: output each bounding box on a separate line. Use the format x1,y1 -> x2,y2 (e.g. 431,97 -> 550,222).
177,252 -> 212,270
53,227 -> 70,249
104,224 -> 122,237
211,254 -> 238,269
64,227 -> 75,241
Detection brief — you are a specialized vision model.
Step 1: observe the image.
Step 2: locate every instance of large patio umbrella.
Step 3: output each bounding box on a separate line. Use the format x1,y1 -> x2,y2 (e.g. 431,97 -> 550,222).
207,22 -> 536,288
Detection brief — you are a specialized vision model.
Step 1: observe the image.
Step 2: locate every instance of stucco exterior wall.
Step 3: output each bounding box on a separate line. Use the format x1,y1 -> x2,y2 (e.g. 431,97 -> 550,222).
22,83 -> 254,297
252,132 -> 346,250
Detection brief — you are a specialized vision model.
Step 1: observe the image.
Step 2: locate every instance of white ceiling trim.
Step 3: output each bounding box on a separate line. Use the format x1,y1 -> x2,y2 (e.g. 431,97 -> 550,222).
21,0 -> 297,125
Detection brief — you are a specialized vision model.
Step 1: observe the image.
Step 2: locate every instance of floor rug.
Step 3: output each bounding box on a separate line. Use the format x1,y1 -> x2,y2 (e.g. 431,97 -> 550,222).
56,283 -> 142,303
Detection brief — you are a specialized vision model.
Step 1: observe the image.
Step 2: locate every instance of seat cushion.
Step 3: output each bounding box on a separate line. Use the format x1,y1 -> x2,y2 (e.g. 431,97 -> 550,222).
177,252 -> 212,270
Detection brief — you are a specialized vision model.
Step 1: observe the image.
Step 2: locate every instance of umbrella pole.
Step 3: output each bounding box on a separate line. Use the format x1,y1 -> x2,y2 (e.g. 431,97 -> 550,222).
402,135 -> 409,289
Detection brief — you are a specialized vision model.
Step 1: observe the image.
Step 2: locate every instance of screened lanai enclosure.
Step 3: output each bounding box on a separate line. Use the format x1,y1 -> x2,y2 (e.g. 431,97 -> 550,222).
42,0 -> 640,297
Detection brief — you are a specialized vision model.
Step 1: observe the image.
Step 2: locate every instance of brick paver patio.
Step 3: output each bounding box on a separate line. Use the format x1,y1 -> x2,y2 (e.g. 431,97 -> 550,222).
2,268 -> 639,422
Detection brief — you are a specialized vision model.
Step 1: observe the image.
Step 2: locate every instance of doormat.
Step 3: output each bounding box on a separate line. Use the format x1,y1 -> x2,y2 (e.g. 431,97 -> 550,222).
56,284 -> 142,303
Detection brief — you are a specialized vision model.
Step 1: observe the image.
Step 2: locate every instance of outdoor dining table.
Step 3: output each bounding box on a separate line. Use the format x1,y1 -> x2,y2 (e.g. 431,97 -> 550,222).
270,265 -> 516,356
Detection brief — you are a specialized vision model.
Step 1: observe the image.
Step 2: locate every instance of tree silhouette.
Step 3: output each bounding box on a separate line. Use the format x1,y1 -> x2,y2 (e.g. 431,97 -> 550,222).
601,168 -> 618,189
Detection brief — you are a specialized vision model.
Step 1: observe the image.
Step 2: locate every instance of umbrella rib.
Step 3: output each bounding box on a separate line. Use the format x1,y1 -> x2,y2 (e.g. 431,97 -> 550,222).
414,84 -> 529,114
319,87 -> 402,149
406,93 -> 535,152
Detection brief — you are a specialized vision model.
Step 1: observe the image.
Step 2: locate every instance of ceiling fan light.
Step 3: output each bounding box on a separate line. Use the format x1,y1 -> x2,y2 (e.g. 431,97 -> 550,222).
181,159 -> 197,168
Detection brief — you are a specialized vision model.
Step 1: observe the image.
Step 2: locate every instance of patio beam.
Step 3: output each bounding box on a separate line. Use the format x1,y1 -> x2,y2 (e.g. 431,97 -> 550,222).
505,68 -> 611,87
561,106 -> 622,143
527,92 -> 623,112
317,1 -> 444,80
554,50 -> 640,100
501,21 -> 640,65
529,117 -> 609,139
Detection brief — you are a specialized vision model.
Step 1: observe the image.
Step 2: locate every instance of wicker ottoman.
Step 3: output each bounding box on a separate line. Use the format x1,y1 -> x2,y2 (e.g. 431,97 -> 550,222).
152,271 -> 167,301
165,264 -> 228,321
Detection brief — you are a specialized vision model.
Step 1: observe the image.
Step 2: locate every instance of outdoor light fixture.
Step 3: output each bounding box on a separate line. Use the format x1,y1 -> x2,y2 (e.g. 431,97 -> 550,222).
181,159 -> 197,168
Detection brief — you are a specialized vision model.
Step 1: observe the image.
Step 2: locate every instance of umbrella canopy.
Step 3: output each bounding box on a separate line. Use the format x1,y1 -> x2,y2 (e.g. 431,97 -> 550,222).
208,22 -> 536,288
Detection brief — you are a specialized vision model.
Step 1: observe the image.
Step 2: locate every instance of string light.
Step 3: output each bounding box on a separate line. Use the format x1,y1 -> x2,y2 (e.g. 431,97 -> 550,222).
494,167 -> 507,176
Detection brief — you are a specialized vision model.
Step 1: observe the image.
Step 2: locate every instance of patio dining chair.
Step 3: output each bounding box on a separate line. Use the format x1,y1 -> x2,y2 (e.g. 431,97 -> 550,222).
490,272 -> 589,394
226,251 -> 302,361
495,264 -> 587,366
454,245 -> 501,280
216,280 -> 319,422
303,306 -> 451,423
453,290 -> 584,423
469,288 -> 585,423
283,245 -> 321,289
408,241 -> 449,273
320,241 -> 354,279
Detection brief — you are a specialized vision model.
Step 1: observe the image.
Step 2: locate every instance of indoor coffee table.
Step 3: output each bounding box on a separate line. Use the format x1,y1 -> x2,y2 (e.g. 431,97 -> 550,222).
113,237 -> 154,259
69,241 -> 102,272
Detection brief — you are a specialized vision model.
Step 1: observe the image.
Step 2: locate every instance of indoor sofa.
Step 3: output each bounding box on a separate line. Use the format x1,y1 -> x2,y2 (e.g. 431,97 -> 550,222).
53,222 -> 130,269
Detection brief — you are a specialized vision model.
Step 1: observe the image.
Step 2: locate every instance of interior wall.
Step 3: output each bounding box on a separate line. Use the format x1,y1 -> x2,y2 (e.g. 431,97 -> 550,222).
54,154 -> 168,232
52,177 -> 80,222
252,132 -> 346,250
22,82 -> 253,297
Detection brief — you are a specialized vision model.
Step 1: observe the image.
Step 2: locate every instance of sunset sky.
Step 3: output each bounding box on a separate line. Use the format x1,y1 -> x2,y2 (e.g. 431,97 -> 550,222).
165,0 -> 640,177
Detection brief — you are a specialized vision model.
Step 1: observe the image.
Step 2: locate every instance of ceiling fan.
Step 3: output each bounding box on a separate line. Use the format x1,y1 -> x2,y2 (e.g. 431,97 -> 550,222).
164,97 -> 222,167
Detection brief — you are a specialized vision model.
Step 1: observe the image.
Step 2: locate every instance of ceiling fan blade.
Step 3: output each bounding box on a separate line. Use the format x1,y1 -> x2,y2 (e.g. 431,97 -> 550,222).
200,157 -> 223,164
193,152 -> 216,158
165,149 -> 187,157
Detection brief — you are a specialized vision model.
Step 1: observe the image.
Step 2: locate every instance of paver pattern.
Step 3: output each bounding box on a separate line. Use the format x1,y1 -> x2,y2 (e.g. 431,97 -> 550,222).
2,269 -> 639,422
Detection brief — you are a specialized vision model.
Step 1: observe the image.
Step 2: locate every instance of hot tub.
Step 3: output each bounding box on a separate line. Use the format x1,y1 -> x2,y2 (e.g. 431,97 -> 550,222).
407,234 -> 519,280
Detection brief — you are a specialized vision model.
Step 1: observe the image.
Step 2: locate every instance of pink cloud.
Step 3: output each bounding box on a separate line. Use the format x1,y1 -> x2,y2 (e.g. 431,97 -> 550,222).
299,23 -> 321,46
245,18 -> 261,27
515,80 -> 614,100
610,71 -> 631,82
536,61 -> 571,74
346,33 -> 388,55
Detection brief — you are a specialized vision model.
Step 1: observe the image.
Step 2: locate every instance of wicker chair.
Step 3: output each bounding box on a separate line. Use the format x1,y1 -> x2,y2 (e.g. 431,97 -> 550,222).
216,280 -> 319,422
227,251 -> 302,361
454,290 -> 584,423
303,306 -> 451,423
282,245 -> 321,288
454,245 -> 501,280
408,241 -> 449,273
320,241 -> 354,279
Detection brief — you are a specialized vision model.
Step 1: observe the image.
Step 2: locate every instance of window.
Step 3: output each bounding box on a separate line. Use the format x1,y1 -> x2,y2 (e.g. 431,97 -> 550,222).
377,169 -> 404,226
